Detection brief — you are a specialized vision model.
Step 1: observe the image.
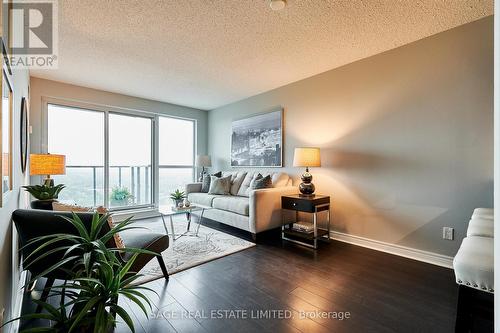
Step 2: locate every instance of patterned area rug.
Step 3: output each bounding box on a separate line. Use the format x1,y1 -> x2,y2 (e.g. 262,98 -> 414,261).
137,218 -> 255,284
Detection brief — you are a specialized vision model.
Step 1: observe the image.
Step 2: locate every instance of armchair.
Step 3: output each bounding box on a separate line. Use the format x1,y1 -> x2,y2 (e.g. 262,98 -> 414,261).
12,209 -> 169,308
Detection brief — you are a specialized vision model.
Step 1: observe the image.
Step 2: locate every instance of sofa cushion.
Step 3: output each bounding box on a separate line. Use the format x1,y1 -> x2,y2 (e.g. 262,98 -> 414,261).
212,196 -> 249,216
472,208 -> 493,220
467,218 -> 494,238
453,236 -> 494,293
187,193 -> 219,207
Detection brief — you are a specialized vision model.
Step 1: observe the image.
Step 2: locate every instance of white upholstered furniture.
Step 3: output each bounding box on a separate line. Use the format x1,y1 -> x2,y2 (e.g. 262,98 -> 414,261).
453,207 -> 493,331
454,207 -> 494,292
185,171 -> 297,238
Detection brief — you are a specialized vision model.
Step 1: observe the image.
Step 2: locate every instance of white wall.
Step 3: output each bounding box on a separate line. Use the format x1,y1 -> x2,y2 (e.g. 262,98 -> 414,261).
0,67 -> 30,326
208,17 -> 494,257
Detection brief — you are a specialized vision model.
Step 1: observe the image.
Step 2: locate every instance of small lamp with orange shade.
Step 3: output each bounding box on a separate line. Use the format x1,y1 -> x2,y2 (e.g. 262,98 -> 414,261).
30,154 -> 66,187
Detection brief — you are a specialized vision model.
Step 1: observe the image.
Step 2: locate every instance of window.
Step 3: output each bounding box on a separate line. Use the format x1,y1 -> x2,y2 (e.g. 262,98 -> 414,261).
48,105 -> 105,207
109,113 -> 152,208
47,102 -> 195,210
158,116 -> 195,205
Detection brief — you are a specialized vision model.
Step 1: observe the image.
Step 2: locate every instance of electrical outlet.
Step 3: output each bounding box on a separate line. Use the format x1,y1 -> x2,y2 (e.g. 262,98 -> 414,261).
443,227 -> 454,240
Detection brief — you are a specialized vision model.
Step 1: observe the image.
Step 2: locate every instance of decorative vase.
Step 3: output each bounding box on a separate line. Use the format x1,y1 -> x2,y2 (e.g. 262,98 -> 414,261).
30,199 -> 56,210
183,199 -> 191,207
177,201 -> 184,208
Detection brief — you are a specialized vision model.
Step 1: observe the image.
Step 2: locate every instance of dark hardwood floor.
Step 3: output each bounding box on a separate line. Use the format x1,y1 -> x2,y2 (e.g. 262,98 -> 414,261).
21,217 -> 460,333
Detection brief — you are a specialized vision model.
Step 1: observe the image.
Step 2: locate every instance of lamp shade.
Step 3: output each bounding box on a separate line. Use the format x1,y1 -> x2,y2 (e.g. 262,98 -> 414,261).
293,148 -> 321,167
195,155 -> 212,167
30,154 -> 66,176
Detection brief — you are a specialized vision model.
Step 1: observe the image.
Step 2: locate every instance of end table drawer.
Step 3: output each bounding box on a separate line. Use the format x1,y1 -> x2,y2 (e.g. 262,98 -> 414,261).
282,197 -> 315,212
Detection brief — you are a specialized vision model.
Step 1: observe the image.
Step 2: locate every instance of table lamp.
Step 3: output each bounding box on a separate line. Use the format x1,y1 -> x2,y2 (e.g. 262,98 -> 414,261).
196,155 -> 212,181
293,147 -> 321,196
30,154 -> 66,187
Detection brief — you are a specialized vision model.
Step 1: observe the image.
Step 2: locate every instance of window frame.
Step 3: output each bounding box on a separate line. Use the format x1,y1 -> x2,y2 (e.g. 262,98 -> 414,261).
41,96 -> 197,212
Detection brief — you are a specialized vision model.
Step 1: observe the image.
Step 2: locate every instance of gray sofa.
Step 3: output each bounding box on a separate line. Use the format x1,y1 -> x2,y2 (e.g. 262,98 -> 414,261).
185,171 -> 297,238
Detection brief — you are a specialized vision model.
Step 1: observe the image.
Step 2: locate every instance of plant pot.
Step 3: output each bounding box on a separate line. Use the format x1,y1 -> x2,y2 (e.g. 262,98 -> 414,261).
30,199 -> 56,210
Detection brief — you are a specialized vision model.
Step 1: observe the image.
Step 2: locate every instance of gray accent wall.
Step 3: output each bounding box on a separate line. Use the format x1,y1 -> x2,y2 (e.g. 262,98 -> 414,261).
208,17 -> 494,256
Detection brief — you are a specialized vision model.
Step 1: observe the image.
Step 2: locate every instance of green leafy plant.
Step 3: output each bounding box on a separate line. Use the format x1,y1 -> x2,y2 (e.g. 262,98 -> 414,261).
110,186 -> 134,202
22,184 -> 65,200
170,189 -> 185,201
5,212 -> 156,332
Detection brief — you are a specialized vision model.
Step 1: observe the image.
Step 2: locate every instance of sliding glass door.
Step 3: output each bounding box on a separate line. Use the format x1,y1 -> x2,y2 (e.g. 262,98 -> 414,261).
47,103 -> 195,210
109,113 -> 152,208
48,105 -> 105,207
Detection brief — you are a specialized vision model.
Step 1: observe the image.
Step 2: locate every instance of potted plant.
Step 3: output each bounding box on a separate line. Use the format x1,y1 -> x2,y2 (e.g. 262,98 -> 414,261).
110,186 -> 134,206
4,212 -> 155,332
170,189 -> 186,207
22,184 -> 65,210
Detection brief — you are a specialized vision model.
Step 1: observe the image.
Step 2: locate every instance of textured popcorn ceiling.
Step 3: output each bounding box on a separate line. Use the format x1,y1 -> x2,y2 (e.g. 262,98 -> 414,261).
30,0 -> 493,110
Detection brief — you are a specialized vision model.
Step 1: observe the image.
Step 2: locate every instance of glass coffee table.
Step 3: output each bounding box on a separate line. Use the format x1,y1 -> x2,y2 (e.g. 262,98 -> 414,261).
158,204 -> 210,241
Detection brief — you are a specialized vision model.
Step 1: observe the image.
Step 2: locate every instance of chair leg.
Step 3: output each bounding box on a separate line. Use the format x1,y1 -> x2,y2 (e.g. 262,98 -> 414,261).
36,277 -> 55,313
157,255 -> 169,280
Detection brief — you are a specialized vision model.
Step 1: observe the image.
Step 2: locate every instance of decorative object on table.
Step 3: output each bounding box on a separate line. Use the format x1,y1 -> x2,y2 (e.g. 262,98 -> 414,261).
110,185 -> 134,207
196,155 -> 212,181
29,153 -> 66,187
20,97 -> 28,173
23,183 -> 66,210
231,107 -> 283,167
281,194 -> 330,249
170,189 -> 186,207
293,147 -> 321,196
183,198 -> 191,207
292,221 -> 315,233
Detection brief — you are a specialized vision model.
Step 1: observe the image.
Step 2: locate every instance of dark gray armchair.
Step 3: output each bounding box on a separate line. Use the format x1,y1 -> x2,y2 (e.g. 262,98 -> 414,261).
12,209 -> 169,307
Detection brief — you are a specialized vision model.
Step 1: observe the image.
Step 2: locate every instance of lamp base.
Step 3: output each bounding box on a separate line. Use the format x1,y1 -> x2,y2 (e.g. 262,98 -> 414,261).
43,177 -> 54,187
299,168 -> 315,196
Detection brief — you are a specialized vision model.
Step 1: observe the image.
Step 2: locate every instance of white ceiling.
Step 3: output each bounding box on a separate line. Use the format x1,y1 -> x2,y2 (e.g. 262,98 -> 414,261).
30,0 -> 493,110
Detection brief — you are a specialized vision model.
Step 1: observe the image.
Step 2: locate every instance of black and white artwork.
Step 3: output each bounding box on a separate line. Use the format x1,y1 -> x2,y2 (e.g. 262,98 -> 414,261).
231,109 -> 282,167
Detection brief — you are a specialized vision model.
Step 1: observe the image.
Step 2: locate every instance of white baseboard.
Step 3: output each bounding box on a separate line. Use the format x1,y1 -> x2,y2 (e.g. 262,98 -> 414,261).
329,231 -> 454,269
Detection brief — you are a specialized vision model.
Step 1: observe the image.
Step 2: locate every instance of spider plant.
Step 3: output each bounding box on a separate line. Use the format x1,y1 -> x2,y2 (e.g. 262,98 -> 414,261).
169,189 -> 185,205
5,212 -> 157,333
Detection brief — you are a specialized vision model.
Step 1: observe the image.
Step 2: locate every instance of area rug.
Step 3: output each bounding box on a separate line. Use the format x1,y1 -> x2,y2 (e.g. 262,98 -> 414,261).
136,218 -> 255,284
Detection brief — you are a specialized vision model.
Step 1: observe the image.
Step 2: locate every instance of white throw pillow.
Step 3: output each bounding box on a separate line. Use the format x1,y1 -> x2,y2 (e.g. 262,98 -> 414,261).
208,175 -> 232,195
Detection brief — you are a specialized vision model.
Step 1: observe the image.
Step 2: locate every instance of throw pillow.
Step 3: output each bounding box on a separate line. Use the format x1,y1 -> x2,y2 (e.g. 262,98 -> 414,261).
251,174 -> 272,190
208,175 -> 231,195
52,202 -> 125,249
230,171 -> 247,195
52,202 -> 93,212
201,171 -> 222,193
95,206 -> 125,249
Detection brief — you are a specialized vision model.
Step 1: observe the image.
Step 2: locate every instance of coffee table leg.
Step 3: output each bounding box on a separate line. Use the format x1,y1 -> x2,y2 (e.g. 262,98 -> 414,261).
161,214 -> 169,235
170,215 -> 175,240
195,208 -> 205,236
187,212 -> 191,231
